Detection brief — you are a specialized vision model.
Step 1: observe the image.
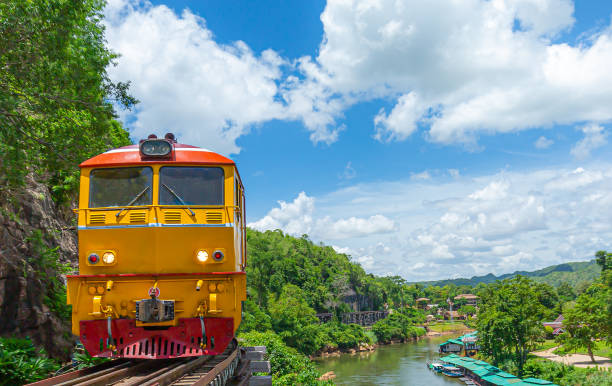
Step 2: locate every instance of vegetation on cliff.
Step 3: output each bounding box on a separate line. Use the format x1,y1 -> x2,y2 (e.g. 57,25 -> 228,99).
0,0 -> 135,364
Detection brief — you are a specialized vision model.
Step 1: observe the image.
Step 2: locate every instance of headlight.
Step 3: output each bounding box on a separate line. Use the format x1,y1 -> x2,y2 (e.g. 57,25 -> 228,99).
196,250 -> 209,262
140,139 -> 172,157
86,250 -> 116,266
102,252 -> 115,264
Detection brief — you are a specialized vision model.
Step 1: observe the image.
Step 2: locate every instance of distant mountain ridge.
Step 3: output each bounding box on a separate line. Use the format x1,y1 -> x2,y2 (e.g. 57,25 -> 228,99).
418,260 -> 601,288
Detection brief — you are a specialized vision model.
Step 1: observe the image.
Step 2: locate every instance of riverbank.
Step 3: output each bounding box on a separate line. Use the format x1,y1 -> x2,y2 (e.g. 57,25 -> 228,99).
313,322 -> 472,359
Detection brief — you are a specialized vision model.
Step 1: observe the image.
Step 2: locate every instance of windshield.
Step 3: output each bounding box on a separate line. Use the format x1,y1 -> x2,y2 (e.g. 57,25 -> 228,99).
89,167 -> 153,208
160,167 -> 224,205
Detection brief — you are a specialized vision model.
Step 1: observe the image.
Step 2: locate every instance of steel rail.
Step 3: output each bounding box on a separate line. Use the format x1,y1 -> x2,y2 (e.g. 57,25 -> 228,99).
27,342 -> 241,386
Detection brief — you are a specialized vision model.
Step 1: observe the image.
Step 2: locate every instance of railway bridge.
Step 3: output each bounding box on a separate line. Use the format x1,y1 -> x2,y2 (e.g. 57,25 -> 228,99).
316,310 -> 390,326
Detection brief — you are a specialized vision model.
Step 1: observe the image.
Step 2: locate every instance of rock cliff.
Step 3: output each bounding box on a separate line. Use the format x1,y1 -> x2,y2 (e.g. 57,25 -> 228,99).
0,175 -> 77,360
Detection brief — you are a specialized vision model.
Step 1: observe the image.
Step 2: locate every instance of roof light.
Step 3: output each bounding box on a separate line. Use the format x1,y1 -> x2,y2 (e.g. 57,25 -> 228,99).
140,139 -> 172,158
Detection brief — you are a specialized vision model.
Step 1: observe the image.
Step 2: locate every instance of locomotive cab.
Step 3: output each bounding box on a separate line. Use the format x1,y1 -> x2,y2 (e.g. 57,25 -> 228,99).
66,135 -> 247,358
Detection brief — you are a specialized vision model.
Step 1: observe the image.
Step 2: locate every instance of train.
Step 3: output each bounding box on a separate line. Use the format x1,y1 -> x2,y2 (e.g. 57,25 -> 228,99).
66,133 -> 247,359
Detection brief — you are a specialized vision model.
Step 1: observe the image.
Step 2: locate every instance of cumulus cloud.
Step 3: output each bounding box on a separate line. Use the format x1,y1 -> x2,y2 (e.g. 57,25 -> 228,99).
295,0 -> 612,146
104,0 -> 288,154
272,164 -> 612,280
248,192 -> 396,240
570,123 -> 609,159
247,192 -> 315,236
535,136 -> 554,149
105,0 -> 612,151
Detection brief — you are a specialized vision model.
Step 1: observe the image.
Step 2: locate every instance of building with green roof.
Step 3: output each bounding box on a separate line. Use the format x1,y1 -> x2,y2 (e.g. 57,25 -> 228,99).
437,354 -> 558,386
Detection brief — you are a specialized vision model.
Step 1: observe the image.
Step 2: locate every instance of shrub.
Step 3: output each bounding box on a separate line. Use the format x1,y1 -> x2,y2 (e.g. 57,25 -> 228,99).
0,337 -> 59,385
238,331 -> 332,386
321,323 -> 371,350
371,312 -> 424,343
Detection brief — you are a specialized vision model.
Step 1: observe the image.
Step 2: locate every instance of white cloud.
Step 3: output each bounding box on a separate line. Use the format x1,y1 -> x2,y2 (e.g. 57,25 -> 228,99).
535,136 -> 554,149
448,169 -> 460,179
104,0 -> 287,154
248,192 -> 396,240
570,123 -> 609,159
410,171 -> 431,181
248,192 -> 315,236
257,164 -> 612,280
105,0 -> 612,151
339,162 -> 356,180
292,0 -> 612,146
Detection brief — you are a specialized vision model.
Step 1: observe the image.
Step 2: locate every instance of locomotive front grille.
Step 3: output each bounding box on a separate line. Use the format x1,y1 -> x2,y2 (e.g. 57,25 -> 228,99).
206,211 -> 223,224
164,211 -> 181,223
130,211 -> 147,223
89,213 -> 106,224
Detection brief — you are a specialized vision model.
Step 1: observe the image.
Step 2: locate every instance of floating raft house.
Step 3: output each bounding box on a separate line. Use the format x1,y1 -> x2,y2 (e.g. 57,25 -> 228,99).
439,354 -> 559,386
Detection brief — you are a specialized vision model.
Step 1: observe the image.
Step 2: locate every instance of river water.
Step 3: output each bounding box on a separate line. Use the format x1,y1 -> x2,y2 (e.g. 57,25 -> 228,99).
315,336 -> 464,385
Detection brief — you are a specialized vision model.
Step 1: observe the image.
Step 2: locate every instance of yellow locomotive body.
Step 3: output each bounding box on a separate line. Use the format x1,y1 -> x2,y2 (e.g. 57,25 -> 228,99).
66,135 -> 246,358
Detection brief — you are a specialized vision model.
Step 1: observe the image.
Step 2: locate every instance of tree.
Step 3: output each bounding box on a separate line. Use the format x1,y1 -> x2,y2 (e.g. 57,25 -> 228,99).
477,276 -> 546,377
268,284 -> 323,355
557,282 -> 576,302
560,282 -> 609,362
458,305 -> 477,317
0,0 -> 136,193
594,250 -> 612,342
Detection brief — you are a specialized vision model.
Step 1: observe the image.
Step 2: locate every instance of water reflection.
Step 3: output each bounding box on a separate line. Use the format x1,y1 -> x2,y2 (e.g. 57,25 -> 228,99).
315,337 -> 464,385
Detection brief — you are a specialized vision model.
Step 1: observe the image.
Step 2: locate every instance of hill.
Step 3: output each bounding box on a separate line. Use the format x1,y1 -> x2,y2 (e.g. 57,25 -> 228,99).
418,260 -> 601,288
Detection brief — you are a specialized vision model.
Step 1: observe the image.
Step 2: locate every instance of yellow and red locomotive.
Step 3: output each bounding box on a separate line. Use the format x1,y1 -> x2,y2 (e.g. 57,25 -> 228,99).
66,133 -> 247,358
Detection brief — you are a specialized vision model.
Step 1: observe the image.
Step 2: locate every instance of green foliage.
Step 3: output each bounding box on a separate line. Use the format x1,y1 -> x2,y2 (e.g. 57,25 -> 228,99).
245,229 -> 413,356
0,0 -> 135,197
320,323 -> 371,350
26,230 -> 74,320
239,299 -> 273,333
71,346 -> 109,369
477,276 -> 547,377
522,358 -> 612,386
371,310 -> 426,343
238,331 -> 332,386
268,284 -> 325,355
560,281 -> 610,362
458,305 -> 477,316
557,281 -> 577,302
0,337 -> 59,385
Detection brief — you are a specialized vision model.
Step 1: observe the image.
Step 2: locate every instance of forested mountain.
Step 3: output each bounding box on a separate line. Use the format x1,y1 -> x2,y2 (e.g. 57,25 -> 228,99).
418,260 -> 600,288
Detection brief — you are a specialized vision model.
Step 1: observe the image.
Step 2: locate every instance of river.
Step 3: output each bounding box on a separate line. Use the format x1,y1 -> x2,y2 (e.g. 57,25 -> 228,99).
315,336 -> 464,385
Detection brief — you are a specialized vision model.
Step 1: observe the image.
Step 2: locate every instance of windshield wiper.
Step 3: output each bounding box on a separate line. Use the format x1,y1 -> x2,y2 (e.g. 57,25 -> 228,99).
116,186 -> 151,217
162,183 -> 195,216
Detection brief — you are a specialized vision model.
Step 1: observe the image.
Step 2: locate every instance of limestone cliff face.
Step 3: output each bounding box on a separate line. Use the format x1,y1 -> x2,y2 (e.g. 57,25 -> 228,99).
0,175 -> 78,360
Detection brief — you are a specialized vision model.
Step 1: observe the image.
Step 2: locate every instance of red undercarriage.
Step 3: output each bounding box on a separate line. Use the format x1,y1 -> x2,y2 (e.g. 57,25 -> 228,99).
80,317 -> 234,359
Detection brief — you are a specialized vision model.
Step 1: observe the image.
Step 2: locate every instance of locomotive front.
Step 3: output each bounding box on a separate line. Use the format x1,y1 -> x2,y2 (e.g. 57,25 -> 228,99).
66,134 -> 247,358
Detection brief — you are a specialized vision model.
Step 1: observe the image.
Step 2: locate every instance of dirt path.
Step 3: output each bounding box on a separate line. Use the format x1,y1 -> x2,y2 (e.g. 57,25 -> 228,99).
532,346 -> 612,369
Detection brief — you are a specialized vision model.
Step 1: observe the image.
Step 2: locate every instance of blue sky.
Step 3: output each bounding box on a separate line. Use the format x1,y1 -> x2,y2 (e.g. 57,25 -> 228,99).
105,0 -> 612,280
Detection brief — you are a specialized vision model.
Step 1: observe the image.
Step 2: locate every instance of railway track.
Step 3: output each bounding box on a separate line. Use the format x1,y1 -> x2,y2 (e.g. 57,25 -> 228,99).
27,341 -> 252,386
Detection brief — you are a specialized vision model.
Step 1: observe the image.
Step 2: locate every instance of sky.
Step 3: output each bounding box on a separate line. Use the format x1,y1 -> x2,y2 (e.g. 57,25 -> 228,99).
104,0 -> 612,281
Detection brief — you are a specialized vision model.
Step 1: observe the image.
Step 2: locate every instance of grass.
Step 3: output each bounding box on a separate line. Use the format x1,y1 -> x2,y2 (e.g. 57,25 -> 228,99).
533,339 -> 558,352
554,341 -> 612,359
427,322 -> 470,332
